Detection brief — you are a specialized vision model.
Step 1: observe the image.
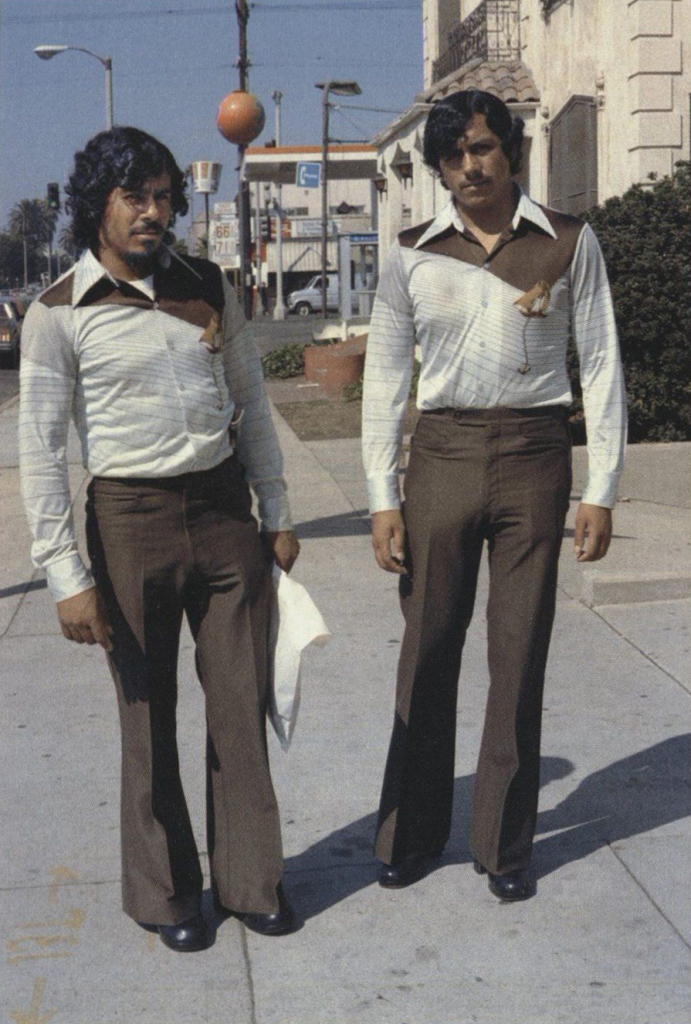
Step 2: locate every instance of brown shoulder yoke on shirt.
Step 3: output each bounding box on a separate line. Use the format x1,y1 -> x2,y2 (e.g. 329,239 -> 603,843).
398,220 -> 435,249
155,254 -> 225,329
39,253 -> 225,331
39,272 -> 75,309
398,204 -> 585,294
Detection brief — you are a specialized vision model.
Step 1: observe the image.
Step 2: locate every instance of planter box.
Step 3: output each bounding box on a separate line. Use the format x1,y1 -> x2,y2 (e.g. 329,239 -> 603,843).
304,336 -> 367,394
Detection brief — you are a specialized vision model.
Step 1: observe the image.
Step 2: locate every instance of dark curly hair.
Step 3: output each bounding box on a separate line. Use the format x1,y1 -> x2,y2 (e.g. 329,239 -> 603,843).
423,89 -> 524,183
65,126 -> 188,252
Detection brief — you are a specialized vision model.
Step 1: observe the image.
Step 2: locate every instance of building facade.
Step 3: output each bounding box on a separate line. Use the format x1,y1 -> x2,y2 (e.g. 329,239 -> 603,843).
375,0 -> 690,258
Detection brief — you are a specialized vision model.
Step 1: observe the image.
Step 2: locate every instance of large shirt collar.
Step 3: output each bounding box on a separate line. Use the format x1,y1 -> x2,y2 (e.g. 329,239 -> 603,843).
414,187 -> 557,250
72,247 -> 158,306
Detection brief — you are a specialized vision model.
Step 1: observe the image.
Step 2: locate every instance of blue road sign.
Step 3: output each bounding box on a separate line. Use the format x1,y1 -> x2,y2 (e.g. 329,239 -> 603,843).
296,161 -> 321,188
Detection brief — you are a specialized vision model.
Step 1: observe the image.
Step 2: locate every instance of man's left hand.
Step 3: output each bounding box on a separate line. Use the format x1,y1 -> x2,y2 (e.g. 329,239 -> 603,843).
574,503 -> 612,562
265,530 -> 300,573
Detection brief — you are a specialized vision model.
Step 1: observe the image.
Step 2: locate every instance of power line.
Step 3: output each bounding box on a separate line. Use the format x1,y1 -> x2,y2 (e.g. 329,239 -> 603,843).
333,103 -> 405,114
4,1 -> 418,25
253,2 -> 417,9
331,106 -> 370,138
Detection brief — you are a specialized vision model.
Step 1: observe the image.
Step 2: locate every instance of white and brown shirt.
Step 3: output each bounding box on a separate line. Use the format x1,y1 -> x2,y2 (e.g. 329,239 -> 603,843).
362,190 -> 627,514
19,248 -> 291,602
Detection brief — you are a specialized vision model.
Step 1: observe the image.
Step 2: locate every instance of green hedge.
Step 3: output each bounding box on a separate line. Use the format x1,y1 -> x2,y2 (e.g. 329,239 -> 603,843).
261,344 -> 305,379
578,161 -> 691,442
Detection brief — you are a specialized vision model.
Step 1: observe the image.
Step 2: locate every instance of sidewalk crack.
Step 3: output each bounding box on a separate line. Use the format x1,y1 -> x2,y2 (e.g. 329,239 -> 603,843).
588,605 -> 690,696
240,925 -> 259,1024
607,841 -> 691,951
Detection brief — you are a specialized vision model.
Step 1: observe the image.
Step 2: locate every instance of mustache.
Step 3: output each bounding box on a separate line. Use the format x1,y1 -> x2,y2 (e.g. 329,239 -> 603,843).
130,224 -> 163,236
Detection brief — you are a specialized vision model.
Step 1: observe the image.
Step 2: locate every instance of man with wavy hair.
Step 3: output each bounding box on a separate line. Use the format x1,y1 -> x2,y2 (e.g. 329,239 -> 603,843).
363,90 -> 626,900
19,127 -> 299,948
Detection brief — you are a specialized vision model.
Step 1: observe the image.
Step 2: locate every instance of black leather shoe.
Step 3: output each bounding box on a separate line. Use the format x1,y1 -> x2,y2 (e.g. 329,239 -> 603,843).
378,849 -> 443,889
473,859 -> 533,902
236,884 -> 295,936
158,913 -> 210,952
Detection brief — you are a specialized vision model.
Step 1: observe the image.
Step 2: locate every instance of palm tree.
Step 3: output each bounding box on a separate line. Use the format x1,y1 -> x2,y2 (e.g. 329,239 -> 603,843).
8,199 -> 58,287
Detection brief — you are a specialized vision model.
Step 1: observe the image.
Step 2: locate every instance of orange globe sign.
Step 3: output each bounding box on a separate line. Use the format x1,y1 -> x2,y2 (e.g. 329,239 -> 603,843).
216,91 -> 266,144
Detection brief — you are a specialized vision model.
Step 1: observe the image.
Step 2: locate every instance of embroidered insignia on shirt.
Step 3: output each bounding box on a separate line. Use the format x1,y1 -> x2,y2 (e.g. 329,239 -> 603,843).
200,312 -> 223,353
514,280 -> 551,317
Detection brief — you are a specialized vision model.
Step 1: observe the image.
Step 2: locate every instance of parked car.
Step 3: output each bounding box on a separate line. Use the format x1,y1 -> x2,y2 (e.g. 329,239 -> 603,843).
0,297 -> 23,368
287,273 -> 339,316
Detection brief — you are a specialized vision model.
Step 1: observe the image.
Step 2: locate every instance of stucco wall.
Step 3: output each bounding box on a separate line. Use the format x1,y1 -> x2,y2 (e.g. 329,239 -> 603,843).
521,0 -> 689,204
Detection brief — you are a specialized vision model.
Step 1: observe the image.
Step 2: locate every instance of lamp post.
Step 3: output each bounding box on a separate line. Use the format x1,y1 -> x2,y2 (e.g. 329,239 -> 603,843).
315,80 -> 361,319
272,90 -> 286,321
35,45 -> 113,129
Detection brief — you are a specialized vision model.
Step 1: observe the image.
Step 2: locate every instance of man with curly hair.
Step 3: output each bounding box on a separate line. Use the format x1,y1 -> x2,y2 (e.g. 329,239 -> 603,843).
19,127 -> 299,949
363,90 -> 626,900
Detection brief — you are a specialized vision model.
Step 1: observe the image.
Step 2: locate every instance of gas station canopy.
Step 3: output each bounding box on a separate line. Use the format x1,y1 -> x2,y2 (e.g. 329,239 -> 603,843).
244,144 -> 378,183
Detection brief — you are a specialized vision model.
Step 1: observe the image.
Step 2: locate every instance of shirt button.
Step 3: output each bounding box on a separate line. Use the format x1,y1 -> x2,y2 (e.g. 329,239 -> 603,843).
483,261 -> 490,269
482,301 -> 488,308
480,342 -> 486,349
179,384 -> 186,392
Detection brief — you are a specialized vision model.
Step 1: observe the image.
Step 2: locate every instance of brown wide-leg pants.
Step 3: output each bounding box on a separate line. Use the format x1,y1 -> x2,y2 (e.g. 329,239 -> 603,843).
375,407 -> 572,875
86,455 -> 283,926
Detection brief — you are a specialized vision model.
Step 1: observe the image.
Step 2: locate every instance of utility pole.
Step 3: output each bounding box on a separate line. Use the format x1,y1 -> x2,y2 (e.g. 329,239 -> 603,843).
272,89 -> 286,320
235,0 -> 253,318
320,86 -> 330,320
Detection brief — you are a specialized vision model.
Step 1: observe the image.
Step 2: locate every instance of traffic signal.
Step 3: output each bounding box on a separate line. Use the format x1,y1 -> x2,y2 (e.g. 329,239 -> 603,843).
47,183 -> 60,211
259,212 -> 271,241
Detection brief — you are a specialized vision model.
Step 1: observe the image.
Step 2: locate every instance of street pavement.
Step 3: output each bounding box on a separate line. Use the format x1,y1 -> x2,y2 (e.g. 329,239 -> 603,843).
1,388 -> 689,1024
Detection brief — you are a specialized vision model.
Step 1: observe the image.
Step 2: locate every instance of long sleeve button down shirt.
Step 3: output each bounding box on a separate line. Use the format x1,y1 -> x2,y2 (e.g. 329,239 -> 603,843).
19,248 -> 291,602
362,191 -> 627,514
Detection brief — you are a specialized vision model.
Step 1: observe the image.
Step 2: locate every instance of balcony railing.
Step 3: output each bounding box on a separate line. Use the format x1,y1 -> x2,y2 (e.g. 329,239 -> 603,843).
432,0 -> 521,84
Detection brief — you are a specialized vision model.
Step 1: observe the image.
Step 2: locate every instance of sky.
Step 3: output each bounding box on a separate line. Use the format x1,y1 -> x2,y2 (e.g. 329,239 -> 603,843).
0,0 -> 423,240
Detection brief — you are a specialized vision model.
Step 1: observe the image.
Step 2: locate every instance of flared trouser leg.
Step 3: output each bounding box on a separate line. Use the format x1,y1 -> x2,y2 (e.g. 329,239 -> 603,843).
375,410 -> 571,873
86,456 -> 283,925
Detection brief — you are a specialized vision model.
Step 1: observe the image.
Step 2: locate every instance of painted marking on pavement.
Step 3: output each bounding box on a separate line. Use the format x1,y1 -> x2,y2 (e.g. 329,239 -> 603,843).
48,866 -> 78,903
8,977 -> 56,1024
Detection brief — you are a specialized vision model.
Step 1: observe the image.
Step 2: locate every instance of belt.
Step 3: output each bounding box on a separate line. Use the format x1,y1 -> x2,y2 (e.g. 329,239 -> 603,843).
422,406 -> 568,421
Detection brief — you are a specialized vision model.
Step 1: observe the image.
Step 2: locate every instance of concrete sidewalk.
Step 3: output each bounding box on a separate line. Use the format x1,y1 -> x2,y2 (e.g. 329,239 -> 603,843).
1,396 -> 689,1024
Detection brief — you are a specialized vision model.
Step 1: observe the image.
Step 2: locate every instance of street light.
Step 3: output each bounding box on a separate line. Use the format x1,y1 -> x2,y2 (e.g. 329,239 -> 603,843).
315,79 -> 361,319
34,45 -> 113,129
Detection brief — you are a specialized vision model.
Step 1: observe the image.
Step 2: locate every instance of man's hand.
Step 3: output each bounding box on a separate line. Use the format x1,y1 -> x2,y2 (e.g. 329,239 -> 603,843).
265,530 -> 300,574
57,587 -> 113,651
574,503 -> 612,562
371,509 -> 407,574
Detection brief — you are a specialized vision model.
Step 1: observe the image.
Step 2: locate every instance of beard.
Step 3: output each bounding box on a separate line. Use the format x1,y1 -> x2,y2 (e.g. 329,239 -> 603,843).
121,246 -> 160,277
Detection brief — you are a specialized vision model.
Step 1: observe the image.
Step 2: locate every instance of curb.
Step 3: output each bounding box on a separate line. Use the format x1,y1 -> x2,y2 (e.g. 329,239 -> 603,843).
581,570 -> 691,607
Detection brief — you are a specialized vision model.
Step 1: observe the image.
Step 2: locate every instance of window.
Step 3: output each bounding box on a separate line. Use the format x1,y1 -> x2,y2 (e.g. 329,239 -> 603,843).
549,95 -> 598,215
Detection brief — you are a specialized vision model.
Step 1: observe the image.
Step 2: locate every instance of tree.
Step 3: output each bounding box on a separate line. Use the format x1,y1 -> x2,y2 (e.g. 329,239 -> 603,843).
8,198 -> 59,288
0,233 -> 29,290
576,161 -> 691,442
57,224 -> 78,260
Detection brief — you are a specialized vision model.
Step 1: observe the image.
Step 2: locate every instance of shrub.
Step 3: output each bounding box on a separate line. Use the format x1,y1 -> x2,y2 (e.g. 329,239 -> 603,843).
343,358 -> 421,403
261,343 -> 305,379
580,161 -> 691,442
260,337 -> 342,380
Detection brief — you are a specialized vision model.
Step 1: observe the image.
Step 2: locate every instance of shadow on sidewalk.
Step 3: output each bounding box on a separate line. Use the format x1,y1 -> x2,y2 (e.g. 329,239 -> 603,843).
295,509 -> 370,539
532,732 -> 691,878
285,735 -> 690,920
